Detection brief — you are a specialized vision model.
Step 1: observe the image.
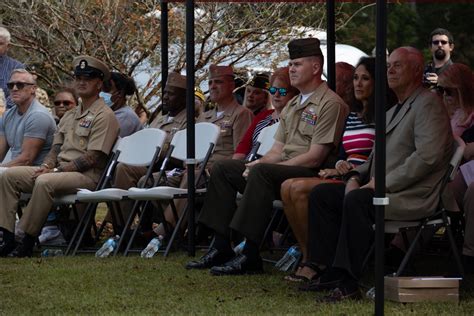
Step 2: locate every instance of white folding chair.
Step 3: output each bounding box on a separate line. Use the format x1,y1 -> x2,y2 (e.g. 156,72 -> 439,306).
66,128 -> 167,255
125,122 -> 220,256
247,122 -> 280,161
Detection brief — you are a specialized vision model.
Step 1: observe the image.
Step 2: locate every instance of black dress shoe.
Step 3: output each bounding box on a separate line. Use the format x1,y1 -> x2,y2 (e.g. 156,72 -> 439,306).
0,241 -> 16,257
186,248 -> 234,270
8,234 -> 36,258
210,254 -> 263,276
8,243 -> 34,258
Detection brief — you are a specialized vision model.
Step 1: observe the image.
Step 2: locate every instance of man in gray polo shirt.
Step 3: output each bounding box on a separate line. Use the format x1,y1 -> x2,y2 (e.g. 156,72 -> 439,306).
0,69 -> 56,168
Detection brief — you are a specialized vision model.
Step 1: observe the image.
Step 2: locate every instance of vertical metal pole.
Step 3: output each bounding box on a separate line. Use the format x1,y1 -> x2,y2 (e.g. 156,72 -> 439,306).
326,0 -> 335,91
185,0 -> 196,257
161,0 -> 169,96
374,0 -> 387,315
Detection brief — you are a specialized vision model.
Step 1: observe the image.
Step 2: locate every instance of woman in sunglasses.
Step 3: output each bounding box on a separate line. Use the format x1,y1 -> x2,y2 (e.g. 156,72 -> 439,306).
102,72 -> 143,137
438,63 -> 474,271
233,67 -> 298,161
52,87 -> 78,123
280,57 -> 396,282
438,63 -> 474,138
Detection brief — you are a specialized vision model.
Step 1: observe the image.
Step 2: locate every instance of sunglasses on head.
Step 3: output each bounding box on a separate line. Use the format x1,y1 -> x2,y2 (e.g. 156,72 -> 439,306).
7,82 -> 35,90
432,40 -> 449,45
268,86 -> 288,96
54,100 -> 74,107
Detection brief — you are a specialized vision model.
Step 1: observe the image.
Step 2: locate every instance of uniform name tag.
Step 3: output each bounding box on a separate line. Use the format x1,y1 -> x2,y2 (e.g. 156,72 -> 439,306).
301,107 -> 318,125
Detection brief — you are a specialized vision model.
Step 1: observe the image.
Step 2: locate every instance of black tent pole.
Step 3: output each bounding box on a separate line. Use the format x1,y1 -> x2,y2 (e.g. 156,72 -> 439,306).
374,0 -> 387,315
326,0 -> 335,91
185,0 -> 196,257
160,0 -> 168,95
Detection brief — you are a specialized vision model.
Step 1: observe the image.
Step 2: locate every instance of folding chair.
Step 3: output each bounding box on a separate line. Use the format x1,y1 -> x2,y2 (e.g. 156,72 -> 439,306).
65,128 -> 167,255
365,138 -> 466,277
125,122 -> 220,256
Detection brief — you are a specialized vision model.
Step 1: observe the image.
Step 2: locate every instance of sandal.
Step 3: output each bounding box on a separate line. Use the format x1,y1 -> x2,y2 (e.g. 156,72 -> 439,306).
284,262 -> 324,283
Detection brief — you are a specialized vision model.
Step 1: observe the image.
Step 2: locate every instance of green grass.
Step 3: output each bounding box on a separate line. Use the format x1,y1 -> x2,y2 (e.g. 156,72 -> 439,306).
1,253 -> 474,315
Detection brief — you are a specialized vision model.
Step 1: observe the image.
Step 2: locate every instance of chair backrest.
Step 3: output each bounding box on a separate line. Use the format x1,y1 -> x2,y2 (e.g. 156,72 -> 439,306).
448,137 -> 466,182
116,128 -> 167,166
170,122 -> 220,162
256,122 -> 280,157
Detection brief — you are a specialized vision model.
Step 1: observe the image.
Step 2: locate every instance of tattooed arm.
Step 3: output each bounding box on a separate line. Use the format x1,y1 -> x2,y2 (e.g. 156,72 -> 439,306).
59,150 -> 108,172
41,144 -> 61,169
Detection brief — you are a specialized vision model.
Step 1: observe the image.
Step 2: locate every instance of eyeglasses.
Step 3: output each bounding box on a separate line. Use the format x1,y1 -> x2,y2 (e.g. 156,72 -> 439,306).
7,82 -> 35,90
432,40 -> 449,46
268,86 -> 288,96
54,100 -> 74,107
437,86 -> 457,97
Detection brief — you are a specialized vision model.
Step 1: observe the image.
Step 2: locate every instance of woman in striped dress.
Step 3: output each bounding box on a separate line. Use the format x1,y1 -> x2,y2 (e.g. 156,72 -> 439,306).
280,57 -> 395,282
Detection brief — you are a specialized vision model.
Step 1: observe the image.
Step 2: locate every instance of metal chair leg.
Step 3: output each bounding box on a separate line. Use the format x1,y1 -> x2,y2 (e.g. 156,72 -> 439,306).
395,224 -> 425,277
164,206 -> 188,257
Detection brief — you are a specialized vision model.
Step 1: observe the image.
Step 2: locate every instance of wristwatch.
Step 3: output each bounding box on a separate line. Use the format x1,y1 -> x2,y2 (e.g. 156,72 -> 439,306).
53,168 -> 60,173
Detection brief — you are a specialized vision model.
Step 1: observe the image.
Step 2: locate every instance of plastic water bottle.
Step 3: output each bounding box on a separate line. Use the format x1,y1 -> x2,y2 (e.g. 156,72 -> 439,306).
95,235 -> 119,258
41,249 -> 64,257
141,235 -> 164,258
275,245 -> 301,272
233,240 -> 246,255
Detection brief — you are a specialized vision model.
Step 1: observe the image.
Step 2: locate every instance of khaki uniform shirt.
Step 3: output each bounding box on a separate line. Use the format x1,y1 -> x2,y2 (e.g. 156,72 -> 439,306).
54,98 -> 119,182
198,100 -> 253,165
274,82 -> 348,168
149,108 -> 187,154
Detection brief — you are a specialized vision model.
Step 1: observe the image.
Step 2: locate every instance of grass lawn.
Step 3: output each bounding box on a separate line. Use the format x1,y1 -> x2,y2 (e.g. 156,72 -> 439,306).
1,252 -> 474,315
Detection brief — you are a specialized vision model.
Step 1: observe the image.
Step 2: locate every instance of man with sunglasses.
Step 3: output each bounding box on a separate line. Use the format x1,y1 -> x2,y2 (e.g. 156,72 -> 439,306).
0,55 -> 119,257
423,28 -> 454,88
0,69 -> 56,168
186,38 -> 348,275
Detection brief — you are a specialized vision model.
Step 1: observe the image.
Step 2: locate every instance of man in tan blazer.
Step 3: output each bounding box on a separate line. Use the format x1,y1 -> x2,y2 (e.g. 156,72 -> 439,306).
304,47 -> 453,302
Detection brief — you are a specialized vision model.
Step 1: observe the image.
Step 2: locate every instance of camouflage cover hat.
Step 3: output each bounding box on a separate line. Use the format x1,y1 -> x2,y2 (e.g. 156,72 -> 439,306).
288,38 -> 323,60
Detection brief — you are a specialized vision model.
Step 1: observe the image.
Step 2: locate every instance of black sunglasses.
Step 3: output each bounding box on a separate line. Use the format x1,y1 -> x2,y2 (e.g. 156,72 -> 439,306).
54,100 -> 74,107
268,86 -> 288,96
432,40 -> 449,46
7,82 -> 35,90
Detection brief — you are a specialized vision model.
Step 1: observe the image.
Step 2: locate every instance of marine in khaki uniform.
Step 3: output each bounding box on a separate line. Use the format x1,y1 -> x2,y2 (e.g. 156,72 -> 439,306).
151,65 -> 254,239
111,73 -> 188,228
187,38 -> 349,275
197,64 -> 254,166
0,55 -> 119,257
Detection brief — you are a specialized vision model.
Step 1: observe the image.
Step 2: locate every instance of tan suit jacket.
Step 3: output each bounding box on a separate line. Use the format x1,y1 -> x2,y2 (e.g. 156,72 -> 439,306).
355,87 -> 453,220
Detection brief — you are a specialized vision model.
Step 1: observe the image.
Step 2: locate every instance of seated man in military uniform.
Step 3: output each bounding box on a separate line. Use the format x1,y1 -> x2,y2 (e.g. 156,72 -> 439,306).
186,38 -> 348,275
0,55 -> 119,257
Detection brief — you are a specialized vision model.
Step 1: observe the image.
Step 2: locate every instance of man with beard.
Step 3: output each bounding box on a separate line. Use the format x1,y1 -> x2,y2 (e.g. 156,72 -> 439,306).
423,28 -> 454,88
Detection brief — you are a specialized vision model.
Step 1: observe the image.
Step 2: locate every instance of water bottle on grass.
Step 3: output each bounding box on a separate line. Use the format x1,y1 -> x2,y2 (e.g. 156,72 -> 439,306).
96,235 -> 119,258
275,245 -> 301,272
141,235 -> 164,258
41,249 -> 64,257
